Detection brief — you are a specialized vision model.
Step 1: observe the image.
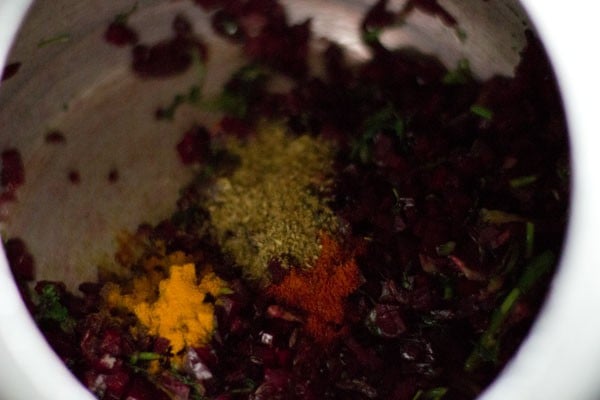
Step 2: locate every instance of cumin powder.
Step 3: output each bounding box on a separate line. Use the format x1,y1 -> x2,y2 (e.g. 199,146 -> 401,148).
207,123 -> 338,285
103,263 -> 229,353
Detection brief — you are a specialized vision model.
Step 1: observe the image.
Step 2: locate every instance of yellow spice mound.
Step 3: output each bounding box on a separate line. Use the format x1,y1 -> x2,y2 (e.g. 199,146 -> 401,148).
104,263 -> 228,354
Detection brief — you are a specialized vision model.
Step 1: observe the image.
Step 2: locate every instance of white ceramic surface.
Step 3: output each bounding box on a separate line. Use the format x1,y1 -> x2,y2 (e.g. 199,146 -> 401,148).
0,1 -> 599,399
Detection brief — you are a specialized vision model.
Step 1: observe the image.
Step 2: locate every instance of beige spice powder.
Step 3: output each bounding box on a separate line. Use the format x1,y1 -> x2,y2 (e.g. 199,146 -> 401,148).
206,122 -> 338,286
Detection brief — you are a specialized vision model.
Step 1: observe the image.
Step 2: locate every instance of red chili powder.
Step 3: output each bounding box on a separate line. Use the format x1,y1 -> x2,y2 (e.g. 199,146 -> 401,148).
266,233 -> 362,344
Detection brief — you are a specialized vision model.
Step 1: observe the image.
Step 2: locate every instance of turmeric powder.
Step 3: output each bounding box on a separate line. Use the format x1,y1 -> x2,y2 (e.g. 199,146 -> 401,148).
104,263 -> 229,354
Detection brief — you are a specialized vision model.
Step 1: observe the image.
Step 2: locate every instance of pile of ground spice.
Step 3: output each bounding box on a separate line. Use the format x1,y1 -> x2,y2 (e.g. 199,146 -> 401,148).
266,233 -> 362,343
207,122 -> 338,286
103,263 -> 228,354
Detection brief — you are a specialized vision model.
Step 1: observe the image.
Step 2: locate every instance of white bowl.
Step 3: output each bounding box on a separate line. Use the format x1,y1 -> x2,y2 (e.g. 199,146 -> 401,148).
0,1 -> 599,399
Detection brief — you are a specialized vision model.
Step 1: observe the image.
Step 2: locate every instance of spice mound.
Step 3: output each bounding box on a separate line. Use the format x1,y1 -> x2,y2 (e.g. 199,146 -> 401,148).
266,233 -> 362,343
104,263 -> 228,353
207,123 -> 339,286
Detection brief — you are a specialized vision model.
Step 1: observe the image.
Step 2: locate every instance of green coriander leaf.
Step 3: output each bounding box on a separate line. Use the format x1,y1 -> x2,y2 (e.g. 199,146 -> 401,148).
465,251 -> 555,372
35,283 -> 76,333
525,222 -> 535,259
436,241 -> 456,256
442,58 -> 472,85
470,104 -> 493,120
38,33 -> 71,48
114,2 -> 138,24
509,174 -> 538,188
362,27 -> 382,45
130,351 -> 163,364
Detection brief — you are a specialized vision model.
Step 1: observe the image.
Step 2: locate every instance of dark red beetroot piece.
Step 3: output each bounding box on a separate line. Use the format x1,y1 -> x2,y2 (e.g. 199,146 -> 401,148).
104,22 -> 139,47
68,170 -> 81,184
1,148 -> 25,194
108,168 -> 119,183
1,62 -> 21,82
5,237 -> 35,282
103,4 -> 140,47
176,125 -> 212,165
45,130 -> 67,144
132,14 -> 207,78
202,0 -> 311,79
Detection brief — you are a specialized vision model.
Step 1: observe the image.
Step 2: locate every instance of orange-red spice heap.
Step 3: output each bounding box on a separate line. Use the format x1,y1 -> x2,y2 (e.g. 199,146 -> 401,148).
266,233 -> 362,343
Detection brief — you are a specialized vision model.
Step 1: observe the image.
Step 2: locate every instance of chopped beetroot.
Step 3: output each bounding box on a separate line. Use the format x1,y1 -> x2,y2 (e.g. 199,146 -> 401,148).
132,39 -> 202,78
103,369 -> 130,398
104,22 -> 139,47
125,377 -> 171,400
5,237 -> 35,281
1,148 -> 25,193
219,116 -> 252,138
45,130 -> 67,144
366,304 -> 407,338
193,0 -> 226,11
107,168 -> 119,183
99,328 -> 124,356
68,170 -> 81,184
132,14 -> 206,79
362,0 -> 396,33
243,19 -> 311,79
1,62 -> 21,82
172,14 -> 193,37
156,372 -> 192,399
176,125 -> 212,165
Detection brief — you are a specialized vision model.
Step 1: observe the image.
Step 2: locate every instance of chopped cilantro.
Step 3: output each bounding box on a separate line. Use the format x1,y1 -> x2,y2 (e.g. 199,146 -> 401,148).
465,251 -> 555,372
436,241 -> 456,256
157,85 -> 202,121
229,378 -> 256,394
454,27 -> 468,42
480,208 -> 526,224
35,283 -> 76,333
114,2 -> 138,24
509,174 -> 538,188
442,58 -> 472,85
470,104 -> 493,120
37,33 -> 71,48
556,161 -> 570,184
206,91 -> 249,118
362,27 -> 382,45
412,386 -> 448,400
157,54 -> 206,121
205,63 -> 269,118
351,104 -> 405,163
525,222 -> 535,259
